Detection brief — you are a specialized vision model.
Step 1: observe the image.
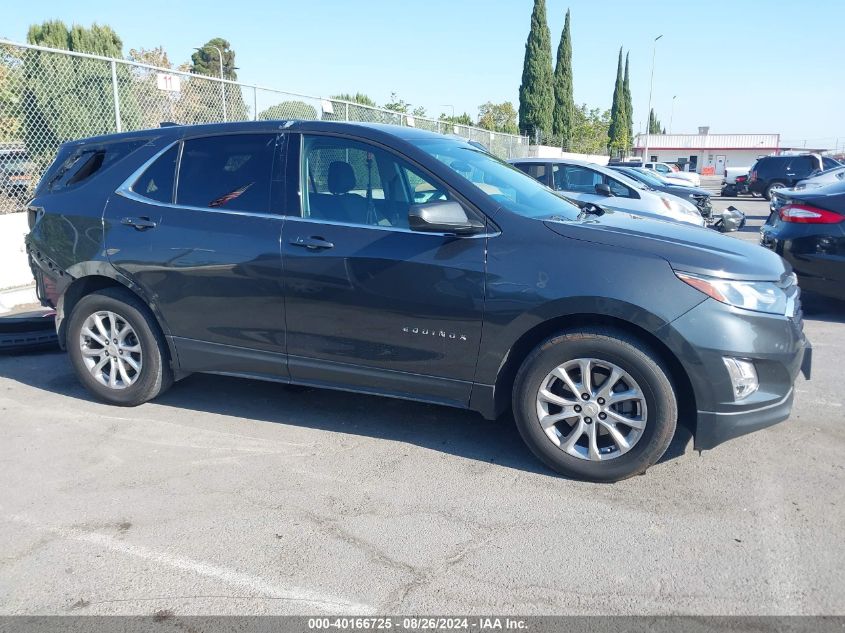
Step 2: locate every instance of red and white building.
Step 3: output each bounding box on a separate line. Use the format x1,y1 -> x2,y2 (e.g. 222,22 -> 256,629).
633,131 -> 780,174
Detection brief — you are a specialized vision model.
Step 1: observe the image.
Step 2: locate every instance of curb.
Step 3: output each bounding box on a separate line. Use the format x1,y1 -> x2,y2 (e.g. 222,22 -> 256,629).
0,284 -> 38,315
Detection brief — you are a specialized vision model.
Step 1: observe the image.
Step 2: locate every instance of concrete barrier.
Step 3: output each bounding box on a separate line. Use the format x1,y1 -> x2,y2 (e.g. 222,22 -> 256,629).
0,212 -> 33,291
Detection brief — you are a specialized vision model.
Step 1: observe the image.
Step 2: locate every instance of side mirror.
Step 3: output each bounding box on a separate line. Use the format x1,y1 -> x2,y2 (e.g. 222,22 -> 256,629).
408,201 -> 484,235
595,183 -> 613,197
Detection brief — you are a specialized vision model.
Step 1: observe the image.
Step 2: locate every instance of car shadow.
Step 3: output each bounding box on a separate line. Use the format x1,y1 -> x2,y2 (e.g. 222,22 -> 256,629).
801,293 -> 845,323
1,350 -> 694,478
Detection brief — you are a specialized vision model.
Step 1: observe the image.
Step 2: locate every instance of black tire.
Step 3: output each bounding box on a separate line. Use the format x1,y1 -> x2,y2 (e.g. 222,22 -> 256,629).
764,181 -> 785,201
512,328 -> 677,483
66,287 -> 173,406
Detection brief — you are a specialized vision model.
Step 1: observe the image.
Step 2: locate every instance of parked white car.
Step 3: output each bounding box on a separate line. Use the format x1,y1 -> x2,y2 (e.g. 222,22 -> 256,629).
795,165 -> 845,190
509,158 -> 705,227
643,161 -> 702,187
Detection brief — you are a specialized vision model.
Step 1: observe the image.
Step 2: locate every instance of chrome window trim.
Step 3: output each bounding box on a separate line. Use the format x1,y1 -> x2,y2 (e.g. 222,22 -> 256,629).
283,215 -> 498,239
116,139 -> 180,203
115,133 -> 284,218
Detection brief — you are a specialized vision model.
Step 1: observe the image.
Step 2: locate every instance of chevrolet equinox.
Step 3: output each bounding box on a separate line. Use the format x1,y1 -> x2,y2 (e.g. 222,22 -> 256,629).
26,121 -> 811,482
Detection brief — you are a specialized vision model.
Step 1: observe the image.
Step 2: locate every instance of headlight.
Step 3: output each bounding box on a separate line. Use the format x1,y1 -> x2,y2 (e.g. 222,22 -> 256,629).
675,271 -> 788,315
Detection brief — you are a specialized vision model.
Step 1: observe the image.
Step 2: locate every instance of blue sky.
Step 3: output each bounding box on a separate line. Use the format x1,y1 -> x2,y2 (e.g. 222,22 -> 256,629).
3,0 -> 843,149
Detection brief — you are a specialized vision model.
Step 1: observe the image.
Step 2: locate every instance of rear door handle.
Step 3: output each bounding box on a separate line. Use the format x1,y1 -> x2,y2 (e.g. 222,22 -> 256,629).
121,216 -> 157,230
290,236 -> 334,250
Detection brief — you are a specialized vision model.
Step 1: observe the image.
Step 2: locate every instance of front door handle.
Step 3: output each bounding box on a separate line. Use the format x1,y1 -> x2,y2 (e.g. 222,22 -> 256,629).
121,216 -> 157,230
290,236 -> 334,250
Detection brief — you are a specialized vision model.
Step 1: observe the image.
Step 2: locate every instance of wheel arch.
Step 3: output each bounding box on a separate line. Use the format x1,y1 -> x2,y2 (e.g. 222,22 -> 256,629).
57,268 -> 179,372
483,312 -> 697,437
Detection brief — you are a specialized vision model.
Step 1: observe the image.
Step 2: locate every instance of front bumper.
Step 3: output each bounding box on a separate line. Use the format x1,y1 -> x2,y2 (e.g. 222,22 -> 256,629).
658,296 -> 809,450
695,341 -> 811,450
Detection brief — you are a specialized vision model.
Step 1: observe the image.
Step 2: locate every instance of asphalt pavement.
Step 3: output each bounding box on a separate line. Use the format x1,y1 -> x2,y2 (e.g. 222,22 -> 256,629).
0,189 -> 843,616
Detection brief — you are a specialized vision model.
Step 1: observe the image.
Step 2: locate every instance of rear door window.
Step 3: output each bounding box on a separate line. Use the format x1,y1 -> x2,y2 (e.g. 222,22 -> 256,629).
132,145 -> 178,203
787,156 -> 816,177
176,134 -> 277,213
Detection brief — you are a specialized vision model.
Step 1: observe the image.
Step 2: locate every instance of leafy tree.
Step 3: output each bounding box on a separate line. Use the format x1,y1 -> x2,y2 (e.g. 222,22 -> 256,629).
478,101 -> 518,134
607,47 -> 628,156
552,8 -> 574,147
23,21 -> 142,164
258,101 -> 318,120
648,108 -> 662,134
384,92 -> 412,113
623,52 -> 633,150
570,103 -> 611,155
190,38 -> 238,80
331,93 -> 377,107
518,0 -> 554,139
439,112 -> 474,127
188,38 -> 248,121
0,47 -> 23,141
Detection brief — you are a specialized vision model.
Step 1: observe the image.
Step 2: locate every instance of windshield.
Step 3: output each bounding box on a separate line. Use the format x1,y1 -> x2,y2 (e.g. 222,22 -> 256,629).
605,167 -> 648,191
410,138 -> 581,220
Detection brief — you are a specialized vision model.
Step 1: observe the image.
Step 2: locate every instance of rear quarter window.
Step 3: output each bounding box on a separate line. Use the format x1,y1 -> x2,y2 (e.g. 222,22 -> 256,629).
45,139 -> 146,192
131,144 -> 178,203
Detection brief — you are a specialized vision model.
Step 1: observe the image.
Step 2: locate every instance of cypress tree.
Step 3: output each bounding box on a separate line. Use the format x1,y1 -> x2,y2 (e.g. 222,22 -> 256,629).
623,52 -> 633,151
607,47 -> 628,156
518,0 -> 554,140
648,108 -> 662,134
552,8 -> 574,147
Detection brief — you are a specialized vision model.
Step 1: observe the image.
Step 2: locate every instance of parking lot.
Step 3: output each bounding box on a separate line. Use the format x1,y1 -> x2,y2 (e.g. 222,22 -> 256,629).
1,191 -> 843,616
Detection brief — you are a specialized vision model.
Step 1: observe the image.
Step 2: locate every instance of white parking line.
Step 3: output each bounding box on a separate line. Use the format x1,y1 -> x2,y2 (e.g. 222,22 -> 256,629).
8,514 -> 373,614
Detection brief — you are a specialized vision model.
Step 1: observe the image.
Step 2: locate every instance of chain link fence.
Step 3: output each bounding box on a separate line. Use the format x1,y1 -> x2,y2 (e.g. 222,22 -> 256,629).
0,39 -> 529,214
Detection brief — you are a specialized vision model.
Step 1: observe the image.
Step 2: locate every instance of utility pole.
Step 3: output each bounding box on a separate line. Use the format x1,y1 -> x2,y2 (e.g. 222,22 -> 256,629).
642,34 -> 663,163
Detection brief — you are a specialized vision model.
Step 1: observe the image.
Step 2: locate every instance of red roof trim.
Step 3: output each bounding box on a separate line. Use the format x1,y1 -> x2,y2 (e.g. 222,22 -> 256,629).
636,147 -> 780,151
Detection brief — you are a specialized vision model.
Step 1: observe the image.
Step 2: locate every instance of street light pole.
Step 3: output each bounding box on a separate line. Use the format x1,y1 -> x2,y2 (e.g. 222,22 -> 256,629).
196,45 -> 227,122
642,34 -> 663,164
669,95 -> 677,134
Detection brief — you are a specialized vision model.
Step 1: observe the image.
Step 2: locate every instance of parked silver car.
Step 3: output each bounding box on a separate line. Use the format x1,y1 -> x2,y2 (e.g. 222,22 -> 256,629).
796,165 -> 845,190
509,158 -> 705,227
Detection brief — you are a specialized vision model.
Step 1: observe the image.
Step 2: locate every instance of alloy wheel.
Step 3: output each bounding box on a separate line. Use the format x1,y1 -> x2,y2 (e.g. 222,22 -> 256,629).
78,310 -> 143,389
536,358 -> 647,461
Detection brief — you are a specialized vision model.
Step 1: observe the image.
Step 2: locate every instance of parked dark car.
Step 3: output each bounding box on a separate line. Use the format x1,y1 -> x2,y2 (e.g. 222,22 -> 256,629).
748,154 -> 840,200
760,179 -> 845,301
26,121 -> 810,482
0,147 -> 34,200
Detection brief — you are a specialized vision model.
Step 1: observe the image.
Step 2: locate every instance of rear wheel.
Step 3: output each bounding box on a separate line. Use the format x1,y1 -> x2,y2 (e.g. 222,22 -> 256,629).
764,181 -> 786,201
66,287 -> 172,406
512,328 -> 677,482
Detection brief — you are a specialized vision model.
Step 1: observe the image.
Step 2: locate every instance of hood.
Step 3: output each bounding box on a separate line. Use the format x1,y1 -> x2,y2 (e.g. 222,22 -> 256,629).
543,210 -> 787,281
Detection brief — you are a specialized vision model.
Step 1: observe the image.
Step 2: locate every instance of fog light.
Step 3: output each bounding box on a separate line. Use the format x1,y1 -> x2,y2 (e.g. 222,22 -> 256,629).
723,357 -> 759,400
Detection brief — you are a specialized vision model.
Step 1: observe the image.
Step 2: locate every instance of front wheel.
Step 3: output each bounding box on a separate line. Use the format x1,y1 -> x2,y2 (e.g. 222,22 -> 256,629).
512,328 -> 677,482
66,287 -> 173,406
